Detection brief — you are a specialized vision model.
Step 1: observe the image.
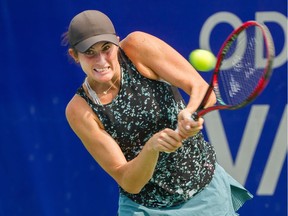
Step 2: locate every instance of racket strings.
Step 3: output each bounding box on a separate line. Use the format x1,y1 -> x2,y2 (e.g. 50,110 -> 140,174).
217,26 -> 264,106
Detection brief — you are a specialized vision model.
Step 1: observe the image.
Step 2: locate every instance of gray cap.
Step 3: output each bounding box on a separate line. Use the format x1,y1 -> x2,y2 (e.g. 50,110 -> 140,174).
68,10 -> 119,52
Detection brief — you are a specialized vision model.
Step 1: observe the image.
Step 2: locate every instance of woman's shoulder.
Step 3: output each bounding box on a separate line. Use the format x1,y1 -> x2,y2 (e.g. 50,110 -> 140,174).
120,31 -> 158,51
65,94 -> 86,122
66,93 -> 105,131
119,31 -> 160,80
121,31 -> 150,42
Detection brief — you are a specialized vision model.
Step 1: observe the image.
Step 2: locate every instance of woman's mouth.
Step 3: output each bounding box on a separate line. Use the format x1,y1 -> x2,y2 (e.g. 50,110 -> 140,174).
93,67 -> 110,73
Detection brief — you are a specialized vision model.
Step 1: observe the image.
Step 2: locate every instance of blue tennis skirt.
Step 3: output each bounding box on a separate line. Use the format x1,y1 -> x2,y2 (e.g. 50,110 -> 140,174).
118,163 -> 253,216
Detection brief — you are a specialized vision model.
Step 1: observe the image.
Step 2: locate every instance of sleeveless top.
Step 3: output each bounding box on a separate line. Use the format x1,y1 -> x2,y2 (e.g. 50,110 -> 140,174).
76,49 -> 216,208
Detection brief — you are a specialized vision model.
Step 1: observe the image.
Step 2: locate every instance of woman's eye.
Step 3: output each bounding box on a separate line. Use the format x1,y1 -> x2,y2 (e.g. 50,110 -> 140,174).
102,45 -> 111,52
85,50 -> 95,56
83,43 -> 112,56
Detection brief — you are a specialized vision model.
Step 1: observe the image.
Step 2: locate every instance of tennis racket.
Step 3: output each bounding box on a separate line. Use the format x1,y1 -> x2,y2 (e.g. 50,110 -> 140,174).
193,20 -> 275,120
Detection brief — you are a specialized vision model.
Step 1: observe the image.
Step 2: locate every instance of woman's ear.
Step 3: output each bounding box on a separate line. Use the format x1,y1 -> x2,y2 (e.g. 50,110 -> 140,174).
68,48 -> 79,63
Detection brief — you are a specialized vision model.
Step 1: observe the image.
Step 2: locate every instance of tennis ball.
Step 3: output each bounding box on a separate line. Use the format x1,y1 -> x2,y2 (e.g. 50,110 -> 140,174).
189,49 -> 216,72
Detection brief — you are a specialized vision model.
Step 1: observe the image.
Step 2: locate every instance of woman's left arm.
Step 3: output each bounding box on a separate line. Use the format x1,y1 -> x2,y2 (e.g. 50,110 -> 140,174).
121,31 -> 216,136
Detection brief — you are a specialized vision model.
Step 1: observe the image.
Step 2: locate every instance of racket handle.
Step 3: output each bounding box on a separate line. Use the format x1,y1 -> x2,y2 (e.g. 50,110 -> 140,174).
192,112 -> 199,121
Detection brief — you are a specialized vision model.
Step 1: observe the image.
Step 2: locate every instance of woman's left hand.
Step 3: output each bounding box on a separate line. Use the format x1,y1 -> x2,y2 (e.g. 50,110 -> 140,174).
177,109 -> 204,139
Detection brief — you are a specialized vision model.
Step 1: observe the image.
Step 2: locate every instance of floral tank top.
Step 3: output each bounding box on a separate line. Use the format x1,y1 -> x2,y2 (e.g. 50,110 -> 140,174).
76,49 -> 216,208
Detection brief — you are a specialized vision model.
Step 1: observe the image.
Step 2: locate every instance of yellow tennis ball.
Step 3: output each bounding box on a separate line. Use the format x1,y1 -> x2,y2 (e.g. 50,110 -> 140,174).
189,49 -> 216,72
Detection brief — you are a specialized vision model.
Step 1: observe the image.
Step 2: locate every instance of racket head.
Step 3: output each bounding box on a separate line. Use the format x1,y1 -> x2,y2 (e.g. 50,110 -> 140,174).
197,21 -> 275,117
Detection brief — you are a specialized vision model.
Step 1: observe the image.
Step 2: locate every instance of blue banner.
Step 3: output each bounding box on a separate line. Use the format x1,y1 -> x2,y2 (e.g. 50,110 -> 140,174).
0,0 -> 286,215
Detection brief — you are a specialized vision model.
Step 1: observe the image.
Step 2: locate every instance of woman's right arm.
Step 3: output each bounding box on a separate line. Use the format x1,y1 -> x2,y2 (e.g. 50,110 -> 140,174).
66,95 -> 182,194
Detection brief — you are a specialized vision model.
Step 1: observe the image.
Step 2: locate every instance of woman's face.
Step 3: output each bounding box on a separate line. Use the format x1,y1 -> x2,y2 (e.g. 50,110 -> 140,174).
70,41 -> 120,83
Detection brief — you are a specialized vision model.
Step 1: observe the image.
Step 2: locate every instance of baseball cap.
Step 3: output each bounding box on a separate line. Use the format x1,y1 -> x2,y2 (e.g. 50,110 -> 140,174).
68,10 -> 119,52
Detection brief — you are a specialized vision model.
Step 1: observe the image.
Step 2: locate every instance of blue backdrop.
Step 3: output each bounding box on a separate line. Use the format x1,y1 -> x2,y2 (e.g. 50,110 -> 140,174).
0,0 -> 287,215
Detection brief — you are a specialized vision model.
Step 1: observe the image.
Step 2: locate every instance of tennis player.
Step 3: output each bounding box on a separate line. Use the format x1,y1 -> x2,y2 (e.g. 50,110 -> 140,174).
63,10 -> 253,215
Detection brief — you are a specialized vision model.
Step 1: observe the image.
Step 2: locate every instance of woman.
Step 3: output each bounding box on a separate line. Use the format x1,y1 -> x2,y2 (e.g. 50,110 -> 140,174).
63,10 -> 252,215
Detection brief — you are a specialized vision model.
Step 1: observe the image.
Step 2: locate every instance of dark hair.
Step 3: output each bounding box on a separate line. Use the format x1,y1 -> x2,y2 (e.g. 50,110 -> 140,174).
62,31 -> 79,53
61,31 -> 79,62
61,31 -> 70,47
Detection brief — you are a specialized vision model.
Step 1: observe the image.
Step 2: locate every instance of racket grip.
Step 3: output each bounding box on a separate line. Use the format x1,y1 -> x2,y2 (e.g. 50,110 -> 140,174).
192,112 -> 199,121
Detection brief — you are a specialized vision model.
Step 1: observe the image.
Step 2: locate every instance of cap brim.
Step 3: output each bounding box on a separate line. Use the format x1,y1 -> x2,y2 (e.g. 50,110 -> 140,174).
75,34 -> 119,52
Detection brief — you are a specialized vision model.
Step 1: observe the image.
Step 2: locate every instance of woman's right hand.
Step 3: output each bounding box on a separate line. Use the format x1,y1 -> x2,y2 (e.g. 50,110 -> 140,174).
147,128 -> 183,153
